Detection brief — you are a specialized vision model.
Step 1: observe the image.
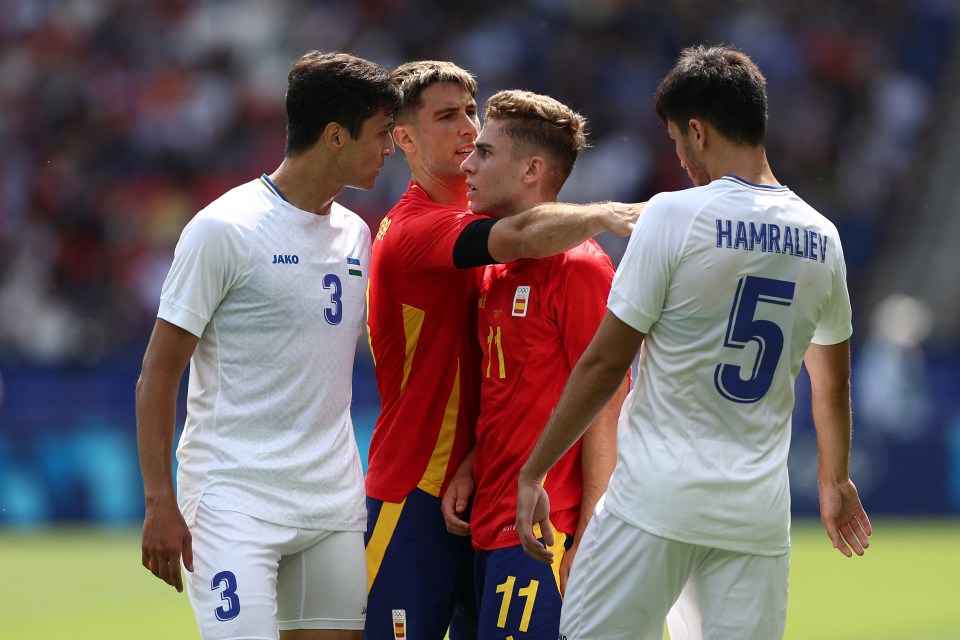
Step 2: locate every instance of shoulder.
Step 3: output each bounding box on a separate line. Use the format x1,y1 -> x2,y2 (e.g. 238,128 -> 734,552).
330,202 -> 373,239
561,240 -> 615,272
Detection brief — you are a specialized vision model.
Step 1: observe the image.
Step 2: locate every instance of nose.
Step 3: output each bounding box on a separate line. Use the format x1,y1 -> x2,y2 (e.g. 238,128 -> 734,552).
460,152 -> 474,174
460,113 -> 479,138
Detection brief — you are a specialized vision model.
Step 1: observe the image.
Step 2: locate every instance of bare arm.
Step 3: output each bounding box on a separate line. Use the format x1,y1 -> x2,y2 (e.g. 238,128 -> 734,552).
804,340 -> 872,557
558,374 -> 626,592
488,202 -> 644,263
136,318 -> 199,591
517,312 -> 644,562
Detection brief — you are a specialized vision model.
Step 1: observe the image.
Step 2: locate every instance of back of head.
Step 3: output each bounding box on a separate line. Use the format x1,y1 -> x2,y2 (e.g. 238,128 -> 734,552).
284,51 -> 401,156
483,89 -> 588,193
655,45 -> 767,147
391,60 -> 478,125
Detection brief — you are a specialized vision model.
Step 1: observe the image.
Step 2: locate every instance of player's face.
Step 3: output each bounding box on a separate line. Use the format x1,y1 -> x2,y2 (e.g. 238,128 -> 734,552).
407,82 -> 479,183
460,119 -> 528,218
668,120 -> 710,187
338,109 -> 395,190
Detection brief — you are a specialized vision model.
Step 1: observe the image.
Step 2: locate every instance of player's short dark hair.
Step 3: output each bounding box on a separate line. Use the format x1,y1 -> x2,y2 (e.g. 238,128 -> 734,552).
390,60 -> 478,125
284,51 -> 401,156
655,44 -> 767,146
483,89 -> 588,193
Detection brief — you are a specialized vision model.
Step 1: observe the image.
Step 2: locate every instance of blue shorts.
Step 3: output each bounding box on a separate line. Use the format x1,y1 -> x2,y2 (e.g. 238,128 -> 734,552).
365,488 -> 477,640
474,534 -> 570,640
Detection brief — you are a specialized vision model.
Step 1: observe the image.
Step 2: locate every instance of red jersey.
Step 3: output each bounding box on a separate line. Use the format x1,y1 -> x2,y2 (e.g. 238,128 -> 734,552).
365,182 -> 486,502
471,239 -> 615,550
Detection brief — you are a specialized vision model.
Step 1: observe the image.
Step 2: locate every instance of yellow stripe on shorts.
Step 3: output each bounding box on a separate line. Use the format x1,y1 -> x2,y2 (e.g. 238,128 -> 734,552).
365,498 -> 405,593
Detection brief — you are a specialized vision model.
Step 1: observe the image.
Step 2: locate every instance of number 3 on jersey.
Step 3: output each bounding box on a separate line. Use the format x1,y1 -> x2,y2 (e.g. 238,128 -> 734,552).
714,275 -> 795,403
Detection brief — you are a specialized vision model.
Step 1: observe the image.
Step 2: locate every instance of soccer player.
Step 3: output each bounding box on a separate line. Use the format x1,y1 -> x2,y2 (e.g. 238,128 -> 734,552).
364,61 -> 642,640
136,51 -> 400,640
458,89 -> 627,640
516,44 -> 873,640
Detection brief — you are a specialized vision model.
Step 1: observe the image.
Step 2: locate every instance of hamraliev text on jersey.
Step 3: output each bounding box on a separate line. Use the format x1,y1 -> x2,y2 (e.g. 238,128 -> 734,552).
715,218 -> 828,263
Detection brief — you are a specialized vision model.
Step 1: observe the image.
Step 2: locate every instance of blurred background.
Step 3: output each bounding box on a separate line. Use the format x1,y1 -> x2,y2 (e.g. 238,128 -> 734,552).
1,0 -> 959,530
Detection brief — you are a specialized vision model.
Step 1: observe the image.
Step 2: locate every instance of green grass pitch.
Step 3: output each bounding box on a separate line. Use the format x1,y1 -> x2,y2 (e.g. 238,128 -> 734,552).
1,518 -> 957,639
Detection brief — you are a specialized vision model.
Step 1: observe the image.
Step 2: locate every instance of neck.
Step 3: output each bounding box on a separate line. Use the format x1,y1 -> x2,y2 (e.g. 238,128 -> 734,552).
410,165 -> 469,208
708,146 -> 779,186
268,156 -> 341,215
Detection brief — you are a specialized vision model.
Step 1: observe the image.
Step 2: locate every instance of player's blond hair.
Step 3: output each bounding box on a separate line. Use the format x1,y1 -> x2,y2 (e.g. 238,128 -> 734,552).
391,60 -> 477,125
483,89 -> 588,193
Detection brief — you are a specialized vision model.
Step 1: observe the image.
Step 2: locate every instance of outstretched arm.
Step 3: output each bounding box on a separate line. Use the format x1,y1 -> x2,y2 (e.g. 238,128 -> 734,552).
517,312 -> 643,562
136,318 -> 199,592
488,201 -> 644,263
804,339 -> 872,557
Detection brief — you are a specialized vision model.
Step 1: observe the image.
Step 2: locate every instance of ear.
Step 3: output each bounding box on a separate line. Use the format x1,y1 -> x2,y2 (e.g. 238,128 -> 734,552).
522,155 -> 545,185
687,118 -> 708,151
392,124 -> 417,154
324,122 -> 345,151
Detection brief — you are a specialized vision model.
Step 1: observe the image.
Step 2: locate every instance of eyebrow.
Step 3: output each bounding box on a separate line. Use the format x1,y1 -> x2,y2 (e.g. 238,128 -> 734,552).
475,142 -> 493,152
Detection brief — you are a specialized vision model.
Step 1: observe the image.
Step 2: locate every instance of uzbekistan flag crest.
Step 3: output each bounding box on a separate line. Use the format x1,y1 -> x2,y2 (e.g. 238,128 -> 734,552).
347,257 -> 362,277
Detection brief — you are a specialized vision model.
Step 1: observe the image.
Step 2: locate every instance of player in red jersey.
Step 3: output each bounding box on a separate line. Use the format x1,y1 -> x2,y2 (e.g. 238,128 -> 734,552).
364,61 -> 642,640
454,89 -> 628,640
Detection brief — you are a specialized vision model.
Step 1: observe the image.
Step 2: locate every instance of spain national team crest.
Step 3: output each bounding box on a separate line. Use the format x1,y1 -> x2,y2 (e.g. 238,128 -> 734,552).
392,609 -> 406,639
512,285 -> 531,317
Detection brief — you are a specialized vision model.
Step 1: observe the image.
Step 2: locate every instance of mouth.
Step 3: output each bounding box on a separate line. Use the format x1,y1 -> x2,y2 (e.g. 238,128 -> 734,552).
456,144 -> 475,158
465,181 -> 477,198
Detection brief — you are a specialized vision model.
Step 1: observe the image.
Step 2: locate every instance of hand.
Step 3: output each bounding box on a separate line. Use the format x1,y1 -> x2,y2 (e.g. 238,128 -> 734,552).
441,469 -> 474,536
602,202 -> 645,237
141,497 -> 193,592
819,478 -> 872,557
516,474 -> 554,564
558,539 -> 579,596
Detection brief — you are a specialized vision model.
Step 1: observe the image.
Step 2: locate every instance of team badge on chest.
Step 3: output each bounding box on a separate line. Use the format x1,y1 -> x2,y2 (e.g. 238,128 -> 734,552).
512,285 -> 531,317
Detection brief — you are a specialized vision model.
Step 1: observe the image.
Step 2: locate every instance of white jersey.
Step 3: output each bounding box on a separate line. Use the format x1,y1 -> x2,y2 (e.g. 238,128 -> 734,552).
605,175 -> 852,555
158,178 -> 370,531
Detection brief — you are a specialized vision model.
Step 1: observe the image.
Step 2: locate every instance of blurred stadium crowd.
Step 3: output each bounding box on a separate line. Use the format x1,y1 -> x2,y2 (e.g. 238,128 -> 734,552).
1,0 -> 957,363
1,0 -> 959,525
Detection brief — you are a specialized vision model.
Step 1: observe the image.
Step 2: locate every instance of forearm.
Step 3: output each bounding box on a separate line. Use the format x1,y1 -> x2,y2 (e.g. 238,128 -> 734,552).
805,341 -> 853,486
489,201 -> 638,263
811,378 -> 852,486
135,371 -> 181,504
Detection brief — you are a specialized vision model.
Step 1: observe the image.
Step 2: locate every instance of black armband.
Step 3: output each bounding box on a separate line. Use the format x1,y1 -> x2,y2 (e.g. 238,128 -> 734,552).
453,218 -> 499,268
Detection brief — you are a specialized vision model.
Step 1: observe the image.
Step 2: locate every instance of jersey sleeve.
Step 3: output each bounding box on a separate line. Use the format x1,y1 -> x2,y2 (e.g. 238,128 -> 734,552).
158,215 -> 248,337
811,227 -> 853,345
401,206 -> 490,272
607,194 -> 683,334
556,247 -> 616,366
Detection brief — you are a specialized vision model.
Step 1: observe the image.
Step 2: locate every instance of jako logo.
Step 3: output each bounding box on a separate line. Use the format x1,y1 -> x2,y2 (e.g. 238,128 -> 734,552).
272,254 -> 299,264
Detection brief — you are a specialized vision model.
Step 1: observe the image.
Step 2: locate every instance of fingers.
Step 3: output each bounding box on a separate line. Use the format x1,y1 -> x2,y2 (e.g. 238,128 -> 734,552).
539,516 -> 555,550
182,531 -> 194,573
518,528 -> 554,564
838,514 -> 871,557
441,492 -> 471,536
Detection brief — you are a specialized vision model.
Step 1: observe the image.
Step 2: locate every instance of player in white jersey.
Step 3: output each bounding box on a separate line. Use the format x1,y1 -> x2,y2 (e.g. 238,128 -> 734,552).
515,45 -> 872,640
136,51 -> 400,640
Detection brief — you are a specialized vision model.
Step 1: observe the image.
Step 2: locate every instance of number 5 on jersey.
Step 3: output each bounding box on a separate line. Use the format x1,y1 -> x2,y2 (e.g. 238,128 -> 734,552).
715,275 -> 795,403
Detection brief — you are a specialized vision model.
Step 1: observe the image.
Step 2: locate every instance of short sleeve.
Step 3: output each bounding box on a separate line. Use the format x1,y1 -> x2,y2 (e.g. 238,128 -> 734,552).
158,216 -> 247,337
811,230 -> 853,345
607,195 -> 683,334
556,246 -> 616,365
400,207 -> 488,272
